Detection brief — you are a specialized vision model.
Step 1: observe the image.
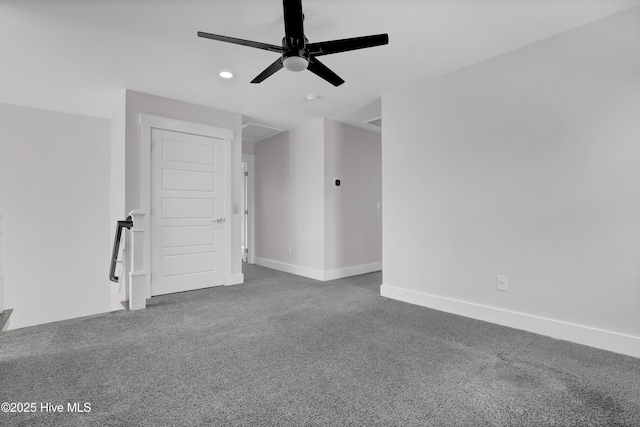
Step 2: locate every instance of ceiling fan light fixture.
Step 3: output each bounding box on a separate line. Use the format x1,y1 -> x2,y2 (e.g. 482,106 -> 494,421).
198,0 -> 388,86
283,56 -> 308,72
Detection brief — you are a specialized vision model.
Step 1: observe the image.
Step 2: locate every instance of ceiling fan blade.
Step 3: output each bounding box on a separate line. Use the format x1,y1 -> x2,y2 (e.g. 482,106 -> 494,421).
283,0 -> 304,47
308,34 -> 389,56
307,57 -> 345,87
251,57 -> 285,83
197,31 -> 282,53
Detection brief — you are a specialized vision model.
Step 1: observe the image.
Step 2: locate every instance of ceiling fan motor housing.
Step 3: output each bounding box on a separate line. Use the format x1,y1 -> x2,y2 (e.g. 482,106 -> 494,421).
283,48 -> 309,71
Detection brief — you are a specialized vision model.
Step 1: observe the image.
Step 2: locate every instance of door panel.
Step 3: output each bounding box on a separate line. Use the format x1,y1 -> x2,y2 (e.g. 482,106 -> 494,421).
162,226 -> 215,247
162,169 -> 215,191
162,198 -> 215,218
162,253 -> 216,276
151,128 -> 224,296
162,139 -> 215,164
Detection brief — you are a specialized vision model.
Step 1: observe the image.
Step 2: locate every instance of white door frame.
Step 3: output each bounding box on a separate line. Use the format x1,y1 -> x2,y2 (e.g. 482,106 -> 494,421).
140,114 -> 233,298
242,154 -> 255,264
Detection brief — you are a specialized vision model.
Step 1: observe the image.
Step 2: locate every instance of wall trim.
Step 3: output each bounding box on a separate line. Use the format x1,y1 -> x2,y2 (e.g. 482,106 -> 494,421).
255,257 -> 382,282
323,262 -> 382,281
380,284 -> 640,359
255,257 -> 325,281
139,114 -> 233,140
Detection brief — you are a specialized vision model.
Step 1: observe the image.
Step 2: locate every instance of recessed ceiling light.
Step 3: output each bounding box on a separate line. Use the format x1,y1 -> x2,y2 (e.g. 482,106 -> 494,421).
219,71 -> 234,79
306,93 -> 319,102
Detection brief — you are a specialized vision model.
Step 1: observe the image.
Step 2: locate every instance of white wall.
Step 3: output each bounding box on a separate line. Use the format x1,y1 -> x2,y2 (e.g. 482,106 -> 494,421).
254,131 -> 290,263
110,92 -> 127,309
254,119 -> 325,273
0,103 -> 112,329
242,140 -> 255,155
289,121 -> 326,271
381,7 -> 640,357
254,118 -> 382,279
324,119 -> 382,272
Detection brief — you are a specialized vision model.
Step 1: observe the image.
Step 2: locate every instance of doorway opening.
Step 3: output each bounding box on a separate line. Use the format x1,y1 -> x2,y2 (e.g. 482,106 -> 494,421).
241,154 -> 255,264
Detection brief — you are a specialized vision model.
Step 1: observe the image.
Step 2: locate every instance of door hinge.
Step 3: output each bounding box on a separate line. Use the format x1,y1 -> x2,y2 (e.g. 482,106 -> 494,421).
244,248 -> 249,254
244,171 -> 249,177
244,209 -> 249,215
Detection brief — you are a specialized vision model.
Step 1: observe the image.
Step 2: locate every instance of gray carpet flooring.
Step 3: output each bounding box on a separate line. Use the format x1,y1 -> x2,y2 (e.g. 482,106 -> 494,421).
1,263 -> 639,426
0,309 -> 12,331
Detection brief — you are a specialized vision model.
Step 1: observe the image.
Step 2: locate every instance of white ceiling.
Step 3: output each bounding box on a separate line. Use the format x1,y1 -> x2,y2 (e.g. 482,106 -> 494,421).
1,0 -> 639,135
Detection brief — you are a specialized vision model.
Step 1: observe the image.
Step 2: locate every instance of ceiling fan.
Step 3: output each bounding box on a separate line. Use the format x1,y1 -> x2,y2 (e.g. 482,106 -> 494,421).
197,0 -> 389,87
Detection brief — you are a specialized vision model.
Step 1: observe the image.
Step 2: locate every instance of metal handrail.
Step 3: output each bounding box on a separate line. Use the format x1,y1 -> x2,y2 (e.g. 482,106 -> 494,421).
109,216 -> 133,282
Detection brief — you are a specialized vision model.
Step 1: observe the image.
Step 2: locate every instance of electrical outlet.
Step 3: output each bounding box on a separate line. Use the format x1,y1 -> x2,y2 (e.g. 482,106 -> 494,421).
287,246 -> 292,255
496,275 -> 508,291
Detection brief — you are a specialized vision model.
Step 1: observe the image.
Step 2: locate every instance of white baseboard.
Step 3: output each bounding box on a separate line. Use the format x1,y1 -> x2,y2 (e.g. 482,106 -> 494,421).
255,257 -> 325,280
380,284 -> 640,359
323,262 -> 382,281
226,273 -> 244,286
254,258 -> 382,281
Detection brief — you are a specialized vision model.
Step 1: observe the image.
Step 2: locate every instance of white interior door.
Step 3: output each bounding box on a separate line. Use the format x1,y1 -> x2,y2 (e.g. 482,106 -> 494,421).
151,128 -> 225,296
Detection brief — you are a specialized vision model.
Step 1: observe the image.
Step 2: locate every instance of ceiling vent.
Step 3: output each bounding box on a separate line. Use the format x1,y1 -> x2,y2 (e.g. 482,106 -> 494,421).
364,116 -> 382,128
242,122 -> 285,143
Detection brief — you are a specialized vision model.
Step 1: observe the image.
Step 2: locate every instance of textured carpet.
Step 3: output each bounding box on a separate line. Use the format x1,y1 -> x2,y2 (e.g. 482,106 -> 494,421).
0,309 -> 12,331
1,264 -> 639,426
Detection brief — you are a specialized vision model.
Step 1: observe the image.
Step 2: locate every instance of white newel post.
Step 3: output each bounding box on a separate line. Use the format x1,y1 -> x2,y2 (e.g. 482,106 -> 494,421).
128,210 -> 147,310
0,213 -> 4,313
